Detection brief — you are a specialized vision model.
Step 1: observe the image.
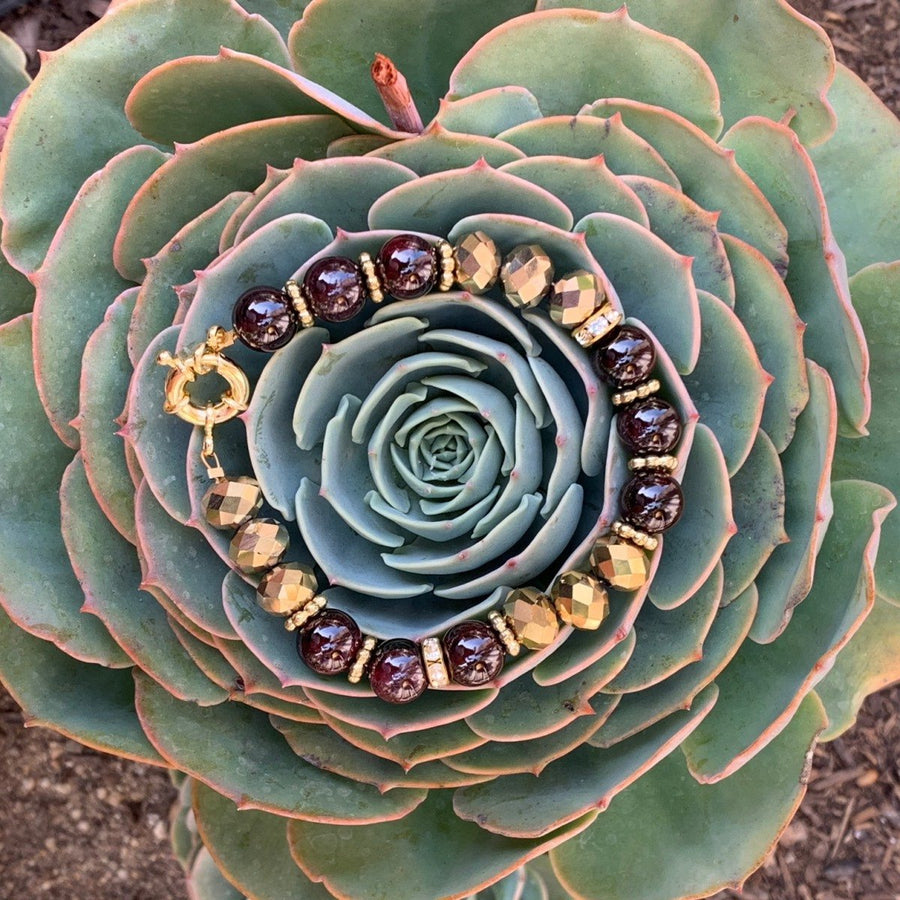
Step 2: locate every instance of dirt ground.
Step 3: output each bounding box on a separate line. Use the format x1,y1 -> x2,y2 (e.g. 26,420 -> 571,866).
0,1 -> 897,899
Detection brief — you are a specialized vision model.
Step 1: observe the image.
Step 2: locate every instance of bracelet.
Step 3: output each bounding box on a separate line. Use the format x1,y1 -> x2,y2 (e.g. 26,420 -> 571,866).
157,232 -> 685,703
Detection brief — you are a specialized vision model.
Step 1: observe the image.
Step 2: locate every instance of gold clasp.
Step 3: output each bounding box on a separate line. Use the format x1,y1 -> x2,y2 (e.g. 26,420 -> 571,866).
156,326 -> 251,429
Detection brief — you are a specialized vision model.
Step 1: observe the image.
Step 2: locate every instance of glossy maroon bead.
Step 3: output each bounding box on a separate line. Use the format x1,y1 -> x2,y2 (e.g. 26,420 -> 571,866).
443,621 -> 504,687
302,256 -> 366,322
591,325 -> 656,388
621,472 -> 684,534
232,286 -> 296,352
368,639 -> 427,703
617,398 -> 682,454
298,610 -> 362,675
377,234 -> 437,299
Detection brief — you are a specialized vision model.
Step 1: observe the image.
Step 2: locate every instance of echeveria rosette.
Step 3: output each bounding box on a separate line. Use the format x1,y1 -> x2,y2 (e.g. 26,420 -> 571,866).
0,0 -> 898,898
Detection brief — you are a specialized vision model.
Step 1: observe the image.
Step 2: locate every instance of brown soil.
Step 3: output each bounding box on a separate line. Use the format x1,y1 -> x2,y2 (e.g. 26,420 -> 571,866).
0,2 -> 897,899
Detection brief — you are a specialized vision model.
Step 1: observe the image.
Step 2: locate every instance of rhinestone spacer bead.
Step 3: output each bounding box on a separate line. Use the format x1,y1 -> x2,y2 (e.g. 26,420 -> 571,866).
284,595 -> 327,632
358,252 -> 385,304
436,240 -> 456,292
284,280 -> 315,329
347,636 -> 377,684
421,636 -> 450,688
571,304 -> 623,347
612,379 -> 661,407
487,610 -> 521,657
628,455 -> 679,472
611,520 -> 659,552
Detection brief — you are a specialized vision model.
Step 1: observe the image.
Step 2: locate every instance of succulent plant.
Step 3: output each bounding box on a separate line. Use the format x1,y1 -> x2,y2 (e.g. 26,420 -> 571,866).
0,1 -> 898,897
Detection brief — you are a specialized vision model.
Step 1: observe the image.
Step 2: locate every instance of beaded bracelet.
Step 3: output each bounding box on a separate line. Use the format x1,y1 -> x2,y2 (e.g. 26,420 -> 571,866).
157,231 -> 685,703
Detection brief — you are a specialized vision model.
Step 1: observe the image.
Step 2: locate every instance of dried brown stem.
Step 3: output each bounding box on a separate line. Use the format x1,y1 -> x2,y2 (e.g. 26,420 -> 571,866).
371,52 -> 424,134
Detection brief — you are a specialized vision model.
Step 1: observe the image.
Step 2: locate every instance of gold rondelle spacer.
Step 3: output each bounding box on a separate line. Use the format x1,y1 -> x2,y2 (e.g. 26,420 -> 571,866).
611,520 -> 659,552
358,252 -> 385,304
436,240 -> 456,292
348,636 -> 377,684
285,280 -> 316,328
628,455 -> 678,472
487,611 -> 521,657
571,304 -> 623,347
612,379 -> 661,406
283,595 -> 327,632
421,636 -> 451,688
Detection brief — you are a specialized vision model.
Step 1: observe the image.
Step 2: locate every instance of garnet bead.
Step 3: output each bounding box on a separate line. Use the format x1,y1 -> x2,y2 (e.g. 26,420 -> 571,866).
621,472 -> 684,534
232,286 -> 296,352
617,397 -> 682,454
443,621 -> 504,687
302,256 -> 366,322
377,234 -> 437,299
368,639 -> 427,703
298,610 -> 362,675
591,325 -> 656,388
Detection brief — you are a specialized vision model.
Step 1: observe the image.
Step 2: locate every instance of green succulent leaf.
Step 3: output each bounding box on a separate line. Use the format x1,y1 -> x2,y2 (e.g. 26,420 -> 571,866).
537,0 -> 836,145
810,64 -> 900,274
551,692 -> 828,900
134,671 -> 429,821
449,8 -> 723,137
0,29 -> 29,111
832,262 -> 900,604
0,225 -> 34,325
436,87 -> 543,136
683,479 -> 895,783
188,848 -> 246,900
0,605 -> 163,765
288,789 -> 598,900
816,594 -> 900,741
192,781 -> 336,900
0,0 -> 288,272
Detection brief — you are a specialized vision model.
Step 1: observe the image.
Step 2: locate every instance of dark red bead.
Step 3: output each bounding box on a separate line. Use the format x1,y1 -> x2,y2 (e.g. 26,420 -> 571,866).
232,286 -> 296,352
443,621 -> 504,687
377,234 -> 437,299
368,639 -> 426,703
621,473 -> 684,534
591,325 -> 656,388
298,610 -> 362,675
617,398 -> 682,454
302,256 -> 366,322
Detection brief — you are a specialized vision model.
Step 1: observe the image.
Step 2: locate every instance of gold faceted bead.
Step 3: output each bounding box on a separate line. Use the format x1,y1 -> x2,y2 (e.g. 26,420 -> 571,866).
257,562 -> 318,616
229,518 -> 289,574
590,537 -> 650,591
500,244 -> 554,308
549,270 -> 604,326
551,571 -> 609,630
202,477 -> 263,530
503,587 -> 559,650
453,231 -> 500,294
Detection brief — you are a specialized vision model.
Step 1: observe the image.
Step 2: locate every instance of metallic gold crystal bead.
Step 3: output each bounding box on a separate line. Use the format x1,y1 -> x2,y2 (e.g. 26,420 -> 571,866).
571,303 -> 623,347
453,231 -> 500,294
611,520 -> 659,552
590,537 -> 650,591
611,379 -> 661,406
436,240 -> 456,292
202,477 -> 263,530
628,455 -> 678,472
551,571 -> 609,630
487,610 -> 521,657
503,587 -> 559,650
348,636 -> 377,684
358,252 -> 385,304
549,270 -> 605,327
500,244 -> 554,308
257,562 -> 318,616
284,595 -> 327,631
421,636 -> 450,688
229,518 -> 289,574
284,280 -> 315,328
